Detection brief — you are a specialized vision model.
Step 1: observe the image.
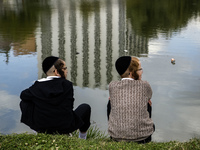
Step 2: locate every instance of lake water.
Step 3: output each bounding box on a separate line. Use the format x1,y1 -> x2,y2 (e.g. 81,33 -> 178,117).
0,0 -> 200,142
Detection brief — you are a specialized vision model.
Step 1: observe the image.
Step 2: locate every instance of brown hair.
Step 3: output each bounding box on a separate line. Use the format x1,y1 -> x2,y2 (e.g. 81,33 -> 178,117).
54,59 -> 65,78
121,57 -> 140,80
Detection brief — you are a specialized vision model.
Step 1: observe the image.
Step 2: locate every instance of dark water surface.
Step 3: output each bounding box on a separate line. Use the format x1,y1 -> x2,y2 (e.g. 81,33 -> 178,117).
0,0 -> 200,142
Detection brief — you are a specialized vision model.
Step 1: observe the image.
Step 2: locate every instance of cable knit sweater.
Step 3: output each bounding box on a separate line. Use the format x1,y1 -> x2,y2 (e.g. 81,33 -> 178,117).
108,79 -> 154,141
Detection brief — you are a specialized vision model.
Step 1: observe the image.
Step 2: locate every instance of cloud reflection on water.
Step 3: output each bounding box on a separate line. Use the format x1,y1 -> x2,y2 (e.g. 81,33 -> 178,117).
0,90 -> 33,134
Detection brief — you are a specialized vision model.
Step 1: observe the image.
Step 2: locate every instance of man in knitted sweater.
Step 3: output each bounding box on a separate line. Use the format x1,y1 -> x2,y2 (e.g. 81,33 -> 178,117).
107,56 -> 155,143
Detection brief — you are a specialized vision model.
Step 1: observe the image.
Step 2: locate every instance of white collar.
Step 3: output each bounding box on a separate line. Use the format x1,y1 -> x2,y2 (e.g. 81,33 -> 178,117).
37,76 -> 60,82
121,78 -> 134,81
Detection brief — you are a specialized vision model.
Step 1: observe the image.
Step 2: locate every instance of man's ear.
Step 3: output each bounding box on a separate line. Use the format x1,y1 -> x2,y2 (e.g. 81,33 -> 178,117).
54,69 -> 60,76
129,72 -> 134,79
129,72 -> 132,77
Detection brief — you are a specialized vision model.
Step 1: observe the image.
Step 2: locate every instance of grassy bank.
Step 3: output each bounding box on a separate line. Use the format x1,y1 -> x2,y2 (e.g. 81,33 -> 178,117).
0,127 -> 200,150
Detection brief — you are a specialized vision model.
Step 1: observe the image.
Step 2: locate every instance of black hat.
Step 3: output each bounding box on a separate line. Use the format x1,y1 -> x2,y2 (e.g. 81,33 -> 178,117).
42,56 -> 59,74
115,56 -> 131,75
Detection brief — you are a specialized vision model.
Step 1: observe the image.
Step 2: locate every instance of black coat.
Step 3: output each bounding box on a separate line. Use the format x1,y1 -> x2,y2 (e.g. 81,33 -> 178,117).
20,78 -> 83,134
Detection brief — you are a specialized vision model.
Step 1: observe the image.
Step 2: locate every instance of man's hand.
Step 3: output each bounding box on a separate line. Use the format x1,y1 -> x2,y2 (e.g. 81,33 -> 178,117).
148,99 -> 152,106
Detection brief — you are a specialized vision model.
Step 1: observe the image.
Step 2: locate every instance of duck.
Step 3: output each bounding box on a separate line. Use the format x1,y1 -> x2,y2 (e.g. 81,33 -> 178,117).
171,58 -> 175,64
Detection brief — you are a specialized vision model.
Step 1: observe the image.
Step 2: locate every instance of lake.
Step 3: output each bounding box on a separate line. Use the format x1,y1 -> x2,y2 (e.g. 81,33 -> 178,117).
0,0 -> 200,142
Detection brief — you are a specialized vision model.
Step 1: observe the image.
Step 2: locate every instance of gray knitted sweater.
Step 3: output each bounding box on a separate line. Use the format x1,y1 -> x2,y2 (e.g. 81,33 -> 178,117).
108,79 -> 154,141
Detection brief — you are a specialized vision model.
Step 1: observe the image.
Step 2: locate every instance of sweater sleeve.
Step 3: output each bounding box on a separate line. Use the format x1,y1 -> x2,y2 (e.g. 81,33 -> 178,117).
20,88 -> 34,102
63,80 -> 75,109
145,81 -> 153,100
70,83 -> 75,109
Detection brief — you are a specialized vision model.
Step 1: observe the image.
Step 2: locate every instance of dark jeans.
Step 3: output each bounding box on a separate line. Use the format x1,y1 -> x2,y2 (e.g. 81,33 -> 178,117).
20,101 -> 91,134
75,104 -> 91,132
107,100 -> 154,143
20,101 -> 34,129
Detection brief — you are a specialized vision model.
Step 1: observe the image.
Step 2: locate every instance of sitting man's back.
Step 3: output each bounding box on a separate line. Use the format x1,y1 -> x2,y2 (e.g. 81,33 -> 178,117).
20,56 -> 91,139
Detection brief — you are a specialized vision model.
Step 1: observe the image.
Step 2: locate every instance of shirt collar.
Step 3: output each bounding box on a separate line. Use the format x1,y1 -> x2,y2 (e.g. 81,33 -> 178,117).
121,78 -> 134,81
37,76 -> 60,82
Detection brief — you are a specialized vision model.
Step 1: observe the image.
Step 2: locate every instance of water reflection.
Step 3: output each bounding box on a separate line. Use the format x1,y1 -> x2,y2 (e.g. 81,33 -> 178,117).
0,0 -> 200,142
69,1 -> 78,86
118,0 -> 126,57
33,0 -> 155,89
57,0 -> 65,60
94,1 -> 101,87
0,0 -> 50,62
3,0 -> 199,89
41,8 -> 52,60
126,0 -> 200,38
81,1 -> 90,87
0,90 -> 21,134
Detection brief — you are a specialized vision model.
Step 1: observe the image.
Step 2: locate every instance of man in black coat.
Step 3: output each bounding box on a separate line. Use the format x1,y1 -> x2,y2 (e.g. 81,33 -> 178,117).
20,56 -> 91,139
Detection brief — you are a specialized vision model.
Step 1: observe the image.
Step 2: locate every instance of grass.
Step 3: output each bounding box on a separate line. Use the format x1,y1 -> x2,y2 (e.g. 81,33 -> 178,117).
0,126 -> 200,150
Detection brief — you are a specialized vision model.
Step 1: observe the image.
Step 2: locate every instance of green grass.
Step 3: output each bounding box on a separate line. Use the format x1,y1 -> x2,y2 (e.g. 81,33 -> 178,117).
0,126 -> 200,150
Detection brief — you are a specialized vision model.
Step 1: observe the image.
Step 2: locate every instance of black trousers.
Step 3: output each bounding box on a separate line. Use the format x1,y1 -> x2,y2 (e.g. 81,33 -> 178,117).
75,104 -> 91,132
20,101 -> 91,134
107,101 -> 154,143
